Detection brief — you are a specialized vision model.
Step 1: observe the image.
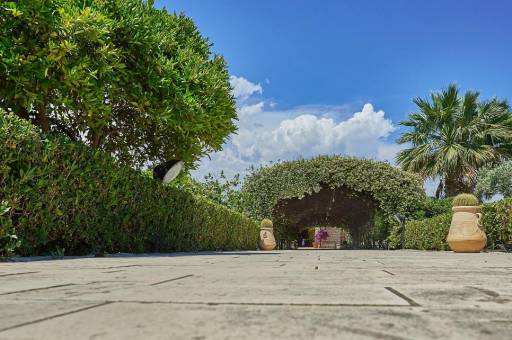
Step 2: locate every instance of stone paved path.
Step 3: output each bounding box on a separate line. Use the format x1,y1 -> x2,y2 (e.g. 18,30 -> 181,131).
0,250 -> 511,339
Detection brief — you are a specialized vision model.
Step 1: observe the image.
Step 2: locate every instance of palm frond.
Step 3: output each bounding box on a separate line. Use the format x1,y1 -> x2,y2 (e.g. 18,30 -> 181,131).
398,84 -> 512,195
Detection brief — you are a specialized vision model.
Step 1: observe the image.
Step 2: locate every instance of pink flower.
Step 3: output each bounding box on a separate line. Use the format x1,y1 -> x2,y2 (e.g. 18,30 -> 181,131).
314,229 -> 329,242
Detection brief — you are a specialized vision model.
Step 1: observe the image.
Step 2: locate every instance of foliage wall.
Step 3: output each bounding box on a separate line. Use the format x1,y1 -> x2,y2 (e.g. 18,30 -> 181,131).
481,198 -> 512,249
0,0 -> 236,168
389,214 -> 452,250
242,156 -> 426,223
0,113 -> 258,256
373,197 -> 451,249
411,197 -> 452,219
388,198 -> 512,250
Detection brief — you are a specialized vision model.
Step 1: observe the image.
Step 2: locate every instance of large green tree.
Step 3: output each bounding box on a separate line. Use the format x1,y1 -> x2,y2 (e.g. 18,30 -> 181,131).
0,0 -> 236,167
397,84 -> 512,197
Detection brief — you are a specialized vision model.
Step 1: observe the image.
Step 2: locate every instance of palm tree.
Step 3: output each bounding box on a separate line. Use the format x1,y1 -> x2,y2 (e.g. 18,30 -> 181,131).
397,84 -> 512,198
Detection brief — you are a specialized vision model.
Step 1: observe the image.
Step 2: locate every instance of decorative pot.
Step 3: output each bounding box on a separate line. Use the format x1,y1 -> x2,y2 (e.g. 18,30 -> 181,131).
259,227 -> 276,251
447,206 -> 486,253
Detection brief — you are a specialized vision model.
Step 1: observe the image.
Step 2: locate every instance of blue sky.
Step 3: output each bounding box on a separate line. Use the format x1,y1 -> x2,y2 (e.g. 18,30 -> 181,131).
157,0 -> 512,189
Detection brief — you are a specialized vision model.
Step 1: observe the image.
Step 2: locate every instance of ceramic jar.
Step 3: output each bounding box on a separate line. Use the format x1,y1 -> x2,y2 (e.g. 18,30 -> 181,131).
447,206 -> 486,253
259,221 -> 276,251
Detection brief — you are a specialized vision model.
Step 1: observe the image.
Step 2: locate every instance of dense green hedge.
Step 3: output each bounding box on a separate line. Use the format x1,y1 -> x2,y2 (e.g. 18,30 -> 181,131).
482,198 -> 512,249
389,214 -> 452,250
412,197 -> 452,220
0,113 -> 258,256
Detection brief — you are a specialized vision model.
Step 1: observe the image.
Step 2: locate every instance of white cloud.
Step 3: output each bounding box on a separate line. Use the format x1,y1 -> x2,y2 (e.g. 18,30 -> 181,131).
229,75 -> 262,101
238,101 -> 264,117
253,103 -> 395,161
377,143 -> 407,165
193,77 -> 403,180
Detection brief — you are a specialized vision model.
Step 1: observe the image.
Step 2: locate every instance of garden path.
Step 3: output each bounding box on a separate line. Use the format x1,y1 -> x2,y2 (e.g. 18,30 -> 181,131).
1,250 -> 511,339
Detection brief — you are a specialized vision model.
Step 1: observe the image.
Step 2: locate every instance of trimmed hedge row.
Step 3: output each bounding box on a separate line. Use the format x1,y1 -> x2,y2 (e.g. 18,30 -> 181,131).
403,214 -> 452,250
0,113 -> 258,256
389,198 -> 512,251
482,198 -> 512,249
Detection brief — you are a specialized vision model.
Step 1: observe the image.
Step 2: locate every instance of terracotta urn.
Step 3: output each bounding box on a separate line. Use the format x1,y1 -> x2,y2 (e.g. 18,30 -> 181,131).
259,219 -> 276,251
447,206 -> 486,253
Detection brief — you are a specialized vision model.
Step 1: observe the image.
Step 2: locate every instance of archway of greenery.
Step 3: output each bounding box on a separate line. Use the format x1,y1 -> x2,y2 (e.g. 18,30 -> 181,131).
242,156 -> 425,246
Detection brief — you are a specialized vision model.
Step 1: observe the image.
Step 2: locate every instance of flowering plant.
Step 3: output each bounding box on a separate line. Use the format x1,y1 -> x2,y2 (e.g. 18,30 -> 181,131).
314,229 -> 329,243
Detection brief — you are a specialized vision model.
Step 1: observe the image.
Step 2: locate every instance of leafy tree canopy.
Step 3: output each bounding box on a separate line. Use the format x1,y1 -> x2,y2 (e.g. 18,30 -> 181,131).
0,0 -> 236,167
170,172 -> 248,214
397,84 -> 512,197
475,161 -> 512,199
241,155 -> 426,221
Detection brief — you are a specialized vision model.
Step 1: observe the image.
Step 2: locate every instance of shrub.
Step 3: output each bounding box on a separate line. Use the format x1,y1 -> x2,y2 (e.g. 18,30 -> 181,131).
388,197 -> 452,250
389,214 -> 452,250
452,193 -> 479,207
481,198 -> 512,249
475,161 -> 512,199
367,197 -> 451,249
0,112 -> 258,256
413,197 -> 452,219
0,200 -> 20,257
174,172 -> 249,214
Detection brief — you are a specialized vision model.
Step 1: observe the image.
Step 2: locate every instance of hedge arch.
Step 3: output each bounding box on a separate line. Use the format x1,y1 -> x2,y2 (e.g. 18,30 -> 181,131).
242,156 -> 425,241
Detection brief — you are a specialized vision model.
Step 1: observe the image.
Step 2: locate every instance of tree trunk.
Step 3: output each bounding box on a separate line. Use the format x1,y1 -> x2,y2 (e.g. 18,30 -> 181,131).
444,176 -> 474,197
17,107 -> 30,120
90,128 -> 103,148
435,180 -> 444,199
36,105 -> 50,134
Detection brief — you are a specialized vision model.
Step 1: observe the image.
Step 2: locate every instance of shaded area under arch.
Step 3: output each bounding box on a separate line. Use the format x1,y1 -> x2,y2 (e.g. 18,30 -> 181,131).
273,185 -> 378,246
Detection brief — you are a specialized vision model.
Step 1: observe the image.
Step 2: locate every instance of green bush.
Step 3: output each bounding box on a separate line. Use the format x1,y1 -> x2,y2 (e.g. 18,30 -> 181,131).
452,193 -> 479,207
388,197 -> 452,250
412,197 -> 452,219
476,161 -> 512,199
173,172 -> 249,214
481,198 -> 512,249
0,112 -> 258,256
365,197 -> 451,249
358,216 -> 386,248
0,200 -> 20,257
389,213 -> 452,250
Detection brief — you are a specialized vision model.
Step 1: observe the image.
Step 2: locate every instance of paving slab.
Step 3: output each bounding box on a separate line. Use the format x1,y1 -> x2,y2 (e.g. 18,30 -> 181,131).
0,250 -> 511,339
0,300 -> 102,332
